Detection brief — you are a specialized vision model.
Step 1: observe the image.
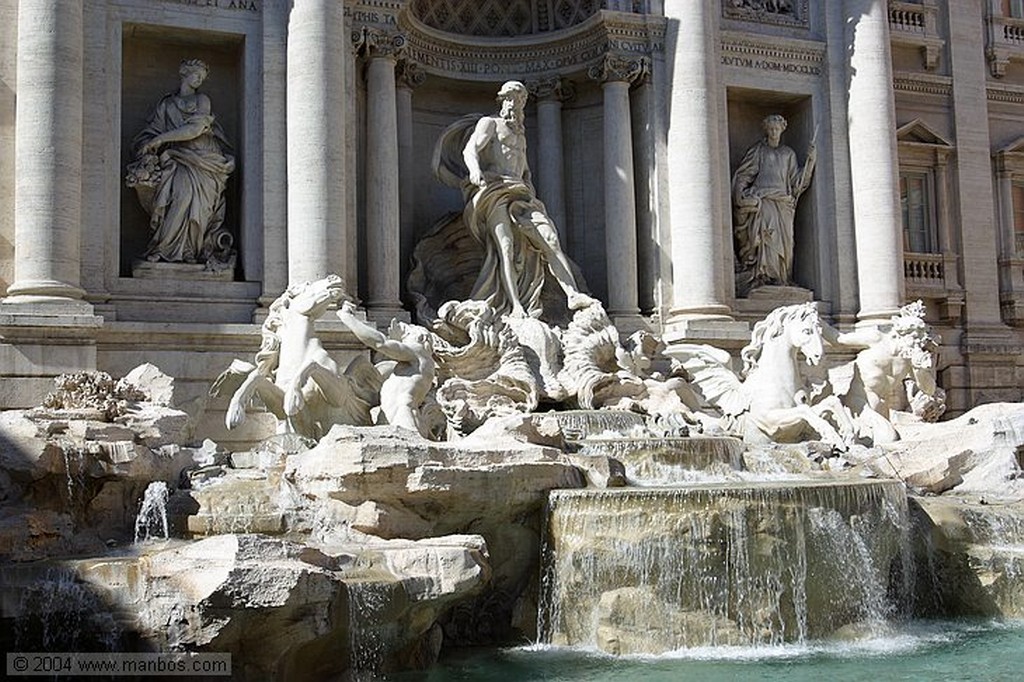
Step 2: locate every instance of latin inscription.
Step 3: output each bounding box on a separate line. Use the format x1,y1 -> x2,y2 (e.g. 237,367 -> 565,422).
157,0 -> 260,11
721,54 -> 820,76
344,8 -> 399,26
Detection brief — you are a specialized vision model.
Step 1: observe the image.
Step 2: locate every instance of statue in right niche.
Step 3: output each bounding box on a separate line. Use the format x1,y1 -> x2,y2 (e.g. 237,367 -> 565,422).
125,59 -> 236,272
731,114 -> 816,295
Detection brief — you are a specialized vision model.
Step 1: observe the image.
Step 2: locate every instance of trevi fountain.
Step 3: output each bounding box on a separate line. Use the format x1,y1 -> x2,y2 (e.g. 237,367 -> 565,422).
2,2 -> 1024,681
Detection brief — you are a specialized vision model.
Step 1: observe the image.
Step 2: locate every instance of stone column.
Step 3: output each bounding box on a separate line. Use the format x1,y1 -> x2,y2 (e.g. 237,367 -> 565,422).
845,0 -> 905,323
357,29 -> 405,321
996,165 -> 1015,263
286,0 -> 346,287
260,0 -> 290,309
631,69 -> 657,314
662,1 -> 732,321
528,76 -> 571,243
5,0 -> 85,305
590,55 -> 644,321
396,60 -> 425,301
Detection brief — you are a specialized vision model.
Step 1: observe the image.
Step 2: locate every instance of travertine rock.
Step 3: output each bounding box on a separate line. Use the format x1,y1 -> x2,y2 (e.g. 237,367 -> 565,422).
68,533 -> 489,679
885,403 -> 1024,495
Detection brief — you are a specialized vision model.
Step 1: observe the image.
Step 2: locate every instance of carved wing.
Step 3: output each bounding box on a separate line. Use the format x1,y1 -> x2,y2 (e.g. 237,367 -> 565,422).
209,359 -> 256,398
432,113 -> 483,189
343,354 -> 384,408
674,344 -> 750,418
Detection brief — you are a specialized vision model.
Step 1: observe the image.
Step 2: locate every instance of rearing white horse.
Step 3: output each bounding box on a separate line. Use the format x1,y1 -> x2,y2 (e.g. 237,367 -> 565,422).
678,303 -> 853,448
211,275 -> 380,441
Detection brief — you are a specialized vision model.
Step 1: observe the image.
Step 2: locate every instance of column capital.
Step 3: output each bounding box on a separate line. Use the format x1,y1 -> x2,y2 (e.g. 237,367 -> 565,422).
352,27 -> 406,60
396,59 -> 427,90
526,75 -> 575,103
588,54 -> 648,85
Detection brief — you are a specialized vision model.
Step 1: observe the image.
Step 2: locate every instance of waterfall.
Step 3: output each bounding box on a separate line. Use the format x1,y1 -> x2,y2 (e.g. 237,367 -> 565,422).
346,578 -> 396,677
539,479 -> 912,653
11,567 -> 121,651
545,410 -> 647,440
578,436 -> 744,484
134,481 -> 169,543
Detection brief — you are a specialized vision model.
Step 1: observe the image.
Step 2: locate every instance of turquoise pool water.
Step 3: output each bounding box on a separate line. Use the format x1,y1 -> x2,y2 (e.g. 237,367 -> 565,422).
400,620 -> 1024,681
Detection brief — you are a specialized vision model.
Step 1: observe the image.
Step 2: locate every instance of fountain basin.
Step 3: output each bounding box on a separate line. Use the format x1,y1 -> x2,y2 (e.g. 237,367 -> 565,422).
577,436 -> 744,484
540,478 -> 911,653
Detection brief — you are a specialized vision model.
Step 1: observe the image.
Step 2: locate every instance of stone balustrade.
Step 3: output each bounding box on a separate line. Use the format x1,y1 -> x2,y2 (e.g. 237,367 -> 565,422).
903,252 -> 945,285
986,13 -> 1024,75
888,0 -> 943,69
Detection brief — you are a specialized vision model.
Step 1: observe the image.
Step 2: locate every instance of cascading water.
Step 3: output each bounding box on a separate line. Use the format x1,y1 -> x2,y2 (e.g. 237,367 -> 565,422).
346,578 -> 396,678
577,436 -> 745,484
8,567 -> 121,652
134,481 -> 169,543
538,479 -> 912,654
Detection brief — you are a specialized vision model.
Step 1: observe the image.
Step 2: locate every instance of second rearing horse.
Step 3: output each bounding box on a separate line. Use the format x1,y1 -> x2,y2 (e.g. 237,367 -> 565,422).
678,303 -> 853,448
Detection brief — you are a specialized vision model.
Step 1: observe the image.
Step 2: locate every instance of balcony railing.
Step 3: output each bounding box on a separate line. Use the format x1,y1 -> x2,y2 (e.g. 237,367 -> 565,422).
889,1 -> 943,69
904,252 -> 945,285
986,14 -> 1024,76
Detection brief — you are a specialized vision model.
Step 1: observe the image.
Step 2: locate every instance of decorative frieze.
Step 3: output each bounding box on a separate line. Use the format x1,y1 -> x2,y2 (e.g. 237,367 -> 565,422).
722,0 -> 809,29
720,33 -> 824,76
399,10 -> 664,81
893,72 -> 953,98
987,83 -> 1024,105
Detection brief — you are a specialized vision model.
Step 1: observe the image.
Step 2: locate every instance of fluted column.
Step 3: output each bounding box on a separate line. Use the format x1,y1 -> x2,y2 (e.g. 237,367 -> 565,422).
396,60 -> 425,301
5,0 -> 85,304
357,29 -> 405,320
845,0 -> 905,323
528,76 -> 572,243
260,0 -> 290,307
662,1 -> 731,320
286,0 -> 346,286
590,56 -> 644,319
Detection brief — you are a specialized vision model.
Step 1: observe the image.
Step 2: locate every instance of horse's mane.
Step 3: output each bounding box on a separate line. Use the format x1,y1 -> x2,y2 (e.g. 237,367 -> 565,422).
255,284 -> 301,375
740,302 -> 818,378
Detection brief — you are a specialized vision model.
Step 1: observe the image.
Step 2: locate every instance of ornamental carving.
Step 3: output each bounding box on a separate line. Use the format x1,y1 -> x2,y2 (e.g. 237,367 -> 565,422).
526,75 -> 575,102
353,27 -> 407,59
409,0 -> 602,37
723,0 -> 809,28
587,54 -> 646,84
398,9 -> 664,82
396,59 -> 427,89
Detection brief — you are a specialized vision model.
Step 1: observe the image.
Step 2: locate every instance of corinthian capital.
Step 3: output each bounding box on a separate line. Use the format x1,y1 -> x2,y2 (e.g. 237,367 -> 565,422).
352,27 -> 406,60
396,59 -> 427,89
526,76 -> 575,103
588,54 -> 648,85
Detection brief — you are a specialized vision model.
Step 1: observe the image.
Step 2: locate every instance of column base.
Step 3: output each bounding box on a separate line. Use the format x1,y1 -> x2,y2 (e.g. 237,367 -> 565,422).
662,315 -> 751,350
855,307 -> 902,328
365,303 -> 411,325
608,312 -> 649,337
4,278 -> 87,301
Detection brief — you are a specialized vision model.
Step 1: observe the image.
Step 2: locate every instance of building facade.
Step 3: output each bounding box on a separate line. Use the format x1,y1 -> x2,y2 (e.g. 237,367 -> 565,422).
1,0 -> 1022,439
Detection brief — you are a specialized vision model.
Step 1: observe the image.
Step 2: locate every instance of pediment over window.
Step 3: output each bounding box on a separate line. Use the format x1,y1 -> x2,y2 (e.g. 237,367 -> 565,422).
997,135 -> 1024,156
896,119 -> 953,148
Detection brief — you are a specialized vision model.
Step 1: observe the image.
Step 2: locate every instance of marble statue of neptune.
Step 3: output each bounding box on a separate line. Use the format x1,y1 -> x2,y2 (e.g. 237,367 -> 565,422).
434,80 -> 592,319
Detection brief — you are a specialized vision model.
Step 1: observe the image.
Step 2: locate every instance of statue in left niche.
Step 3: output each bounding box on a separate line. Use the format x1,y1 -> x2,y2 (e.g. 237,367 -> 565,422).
125,58 -> 237,274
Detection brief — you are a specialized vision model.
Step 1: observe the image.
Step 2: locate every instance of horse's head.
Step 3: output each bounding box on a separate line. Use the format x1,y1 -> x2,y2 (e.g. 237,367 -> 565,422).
289,275 -> 347,318
784,303 -> 824,366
